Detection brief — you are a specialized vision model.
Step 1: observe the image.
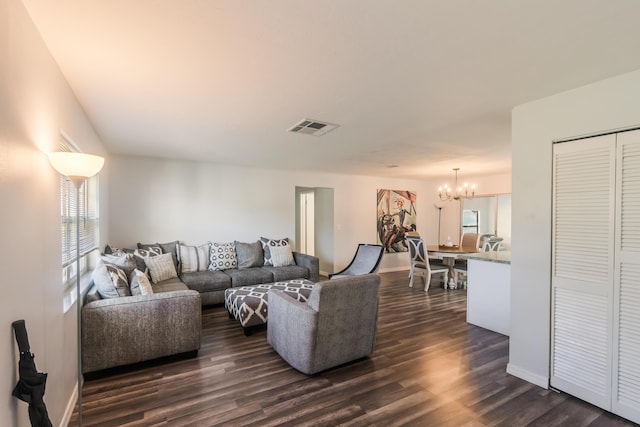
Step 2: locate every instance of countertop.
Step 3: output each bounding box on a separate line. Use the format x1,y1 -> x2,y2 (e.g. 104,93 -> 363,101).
460,250 -> 511,264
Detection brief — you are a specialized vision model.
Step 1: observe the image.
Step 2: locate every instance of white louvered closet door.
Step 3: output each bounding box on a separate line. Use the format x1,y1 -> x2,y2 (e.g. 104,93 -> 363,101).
551,135 -> 616,410
612,130 -> 640,423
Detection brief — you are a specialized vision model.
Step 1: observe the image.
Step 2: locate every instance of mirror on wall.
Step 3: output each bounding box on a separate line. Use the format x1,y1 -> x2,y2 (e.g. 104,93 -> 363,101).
461,194 -> 511,249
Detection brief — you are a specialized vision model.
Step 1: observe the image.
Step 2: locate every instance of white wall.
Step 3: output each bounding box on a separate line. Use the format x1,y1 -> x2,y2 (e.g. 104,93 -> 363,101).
510,69 -> 640,387
109,156 -> 510,274
0,0 -> 108,425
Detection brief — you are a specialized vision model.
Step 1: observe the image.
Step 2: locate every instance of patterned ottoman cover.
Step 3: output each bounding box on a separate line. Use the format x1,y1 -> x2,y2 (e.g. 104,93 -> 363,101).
224,279 -> 315,328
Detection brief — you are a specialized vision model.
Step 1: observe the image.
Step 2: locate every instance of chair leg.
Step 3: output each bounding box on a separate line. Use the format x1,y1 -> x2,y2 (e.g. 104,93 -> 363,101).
409,273 -> 415,288
443,272 -> 449,289
424,274 -> 432,292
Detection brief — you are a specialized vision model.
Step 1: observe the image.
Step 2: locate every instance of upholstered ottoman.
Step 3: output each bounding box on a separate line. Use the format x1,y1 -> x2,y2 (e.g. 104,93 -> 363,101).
225,279 -> 315,335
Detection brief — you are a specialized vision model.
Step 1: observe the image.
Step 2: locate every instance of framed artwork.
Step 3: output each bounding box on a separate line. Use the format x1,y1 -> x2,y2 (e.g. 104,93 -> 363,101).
376,189 -> 416,253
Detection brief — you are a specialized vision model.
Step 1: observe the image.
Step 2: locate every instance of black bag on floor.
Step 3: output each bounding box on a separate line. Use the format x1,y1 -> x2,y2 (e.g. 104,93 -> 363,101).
12,320 -> 53,427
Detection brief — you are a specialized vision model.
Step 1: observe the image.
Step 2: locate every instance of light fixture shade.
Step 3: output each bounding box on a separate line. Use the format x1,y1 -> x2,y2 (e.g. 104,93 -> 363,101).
48,152 -> 104,179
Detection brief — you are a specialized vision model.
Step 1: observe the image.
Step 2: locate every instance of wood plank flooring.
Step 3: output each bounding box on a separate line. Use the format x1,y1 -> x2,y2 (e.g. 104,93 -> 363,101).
72,271 -> 638,426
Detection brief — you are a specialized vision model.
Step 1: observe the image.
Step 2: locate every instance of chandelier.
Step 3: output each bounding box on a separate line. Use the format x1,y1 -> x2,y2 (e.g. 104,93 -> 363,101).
438,168 -> 476,201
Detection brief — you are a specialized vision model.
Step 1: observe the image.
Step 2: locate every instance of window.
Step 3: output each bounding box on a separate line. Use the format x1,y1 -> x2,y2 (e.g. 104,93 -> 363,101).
58,137 -> 100,291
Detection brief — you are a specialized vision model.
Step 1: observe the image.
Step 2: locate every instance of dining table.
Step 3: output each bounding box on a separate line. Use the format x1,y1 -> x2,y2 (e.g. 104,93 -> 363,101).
427,245 -> 480,289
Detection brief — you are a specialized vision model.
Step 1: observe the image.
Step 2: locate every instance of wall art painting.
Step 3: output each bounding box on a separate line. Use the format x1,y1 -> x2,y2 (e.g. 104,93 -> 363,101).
376,189 -> 416,253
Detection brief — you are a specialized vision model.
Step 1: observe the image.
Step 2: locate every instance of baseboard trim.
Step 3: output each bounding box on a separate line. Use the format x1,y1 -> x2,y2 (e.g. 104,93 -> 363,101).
378,266 -> 408,273
61,383 -> 77,427
506,363 -> 549,389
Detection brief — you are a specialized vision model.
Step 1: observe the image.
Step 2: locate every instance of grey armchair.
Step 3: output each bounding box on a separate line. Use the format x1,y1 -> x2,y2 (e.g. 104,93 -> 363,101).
267,273 -> 381,374
328,243 -> 384,279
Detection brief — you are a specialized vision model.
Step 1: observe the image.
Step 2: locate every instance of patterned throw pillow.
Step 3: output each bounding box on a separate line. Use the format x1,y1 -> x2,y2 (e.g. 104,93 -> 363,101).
270,244 -> 295,267
260,237 -> 290,266
92,260 -> 132,299
138,241 -> 180,271
144,253 -> 178,283
101,253 -> 137,277
209,242 -> 238,271
119,247 -> 159,279
179,243 -> 211,274
130,269 -> 154,296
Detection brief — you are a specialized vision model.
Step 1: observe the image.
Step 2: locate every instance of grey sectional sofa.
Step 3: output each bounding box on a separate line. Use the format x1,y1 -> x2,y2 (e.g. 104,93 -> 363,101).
81,239 -> 320,374
181,251 -> 319,305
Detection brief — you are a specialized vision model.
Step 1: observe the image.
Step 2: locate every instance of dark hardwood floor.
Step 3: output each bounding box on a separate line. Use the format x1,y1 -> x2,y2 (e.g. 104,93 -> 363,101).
73,271 -> 638,426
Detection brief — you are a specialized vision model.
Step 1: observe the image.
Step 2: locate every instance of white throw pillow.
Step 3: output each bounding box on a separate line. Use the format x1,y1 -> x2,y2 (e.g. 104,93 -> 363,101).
270,244 -> 295,267
209,242 -> 238,271
130,269 -> 154,295
144,253 -> 178,283
179,243 -> 211,274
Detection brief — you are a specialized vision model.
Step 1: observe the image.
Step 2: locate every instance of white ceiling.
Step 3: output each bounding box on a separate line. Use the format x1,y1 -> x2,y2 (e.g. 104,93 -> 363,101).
21,0 -> 640,179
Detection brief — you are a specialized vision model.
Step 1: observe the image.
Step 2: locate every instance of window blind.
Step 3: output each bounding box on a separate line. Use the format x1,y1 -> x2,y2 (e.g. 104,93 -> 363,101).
58,139 -> 100,283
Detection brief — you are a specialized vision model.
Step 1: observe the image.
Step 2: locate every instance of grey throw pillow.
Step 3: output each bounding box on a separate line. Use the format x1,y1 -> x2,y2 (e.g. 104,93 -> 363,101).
234,241 -> 264,269
92,260 -> 132,299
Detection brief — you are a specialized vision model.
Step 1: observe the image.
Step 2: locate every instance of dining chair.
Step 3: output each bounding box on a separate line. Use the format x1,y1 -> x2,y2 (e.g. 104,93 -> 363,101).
460,232 -> 481,249
454,233 -> 481,289
406,236 -> 448,291
482,237 -> 503,251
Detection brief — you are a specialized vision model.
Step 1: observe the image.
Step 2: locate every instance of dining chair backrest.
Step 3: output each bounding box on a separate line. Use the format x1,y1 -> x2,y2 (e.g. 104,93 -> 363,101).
406,235 -> 427,265
482,237 -> 503,251
406,235 -> 448,290
460,233 -> 481,249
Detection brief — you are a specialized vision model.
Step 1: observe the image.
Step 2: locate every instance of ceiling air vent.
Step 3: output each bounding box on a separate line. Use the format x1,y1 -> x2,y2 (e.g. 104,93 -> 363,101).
288,118 -> 339,136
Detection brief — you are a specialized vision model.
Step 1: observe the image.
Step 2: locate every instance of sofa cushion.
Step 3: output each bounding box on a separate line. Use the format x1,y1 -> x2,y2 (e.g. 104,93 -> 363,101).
130,269 -> 154,295
234,241 -> 264,269
209,242 -> 237,271
180,270 -> 231,293
225,267 -> 274,287
259,237 -> 290,266
145,253 -> 179,283
179,243 -> 210,273
152,276 -> 190,293
262,265 -> 310,282
92,260 -> 132,299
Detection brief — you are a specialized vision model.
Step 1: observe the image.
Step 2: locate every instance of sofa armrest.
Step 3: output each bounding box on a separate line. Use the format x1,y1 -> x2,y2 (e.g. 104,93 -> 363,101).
82,290 -> 201,373
293,252 -> 320,282
267,289 -> 318,373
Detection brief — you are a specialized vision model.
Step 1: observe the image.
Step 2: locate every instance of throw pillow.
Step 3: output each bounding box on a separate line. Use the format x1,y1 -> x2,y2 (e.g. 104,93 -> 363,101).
144,253 -> 178,283
123,247 -> 161,279
234,241 -> 264,269
92,260 -> 132,299
179,243 -> 211,274
260,237 -> 290,266
138,241 -> 180,271
130,269 -> 154,296
103,244 -> 118,255
209,242 -> 237,271
270,244 -> 295,267
101,253 -> 137,277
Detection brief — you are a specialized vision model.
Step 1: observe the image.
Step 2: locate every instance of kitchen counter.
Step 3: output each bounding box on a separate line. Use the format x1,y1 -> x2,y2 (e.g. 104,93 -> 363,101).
465,251 -> 511,336
460,250 -> 510,264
